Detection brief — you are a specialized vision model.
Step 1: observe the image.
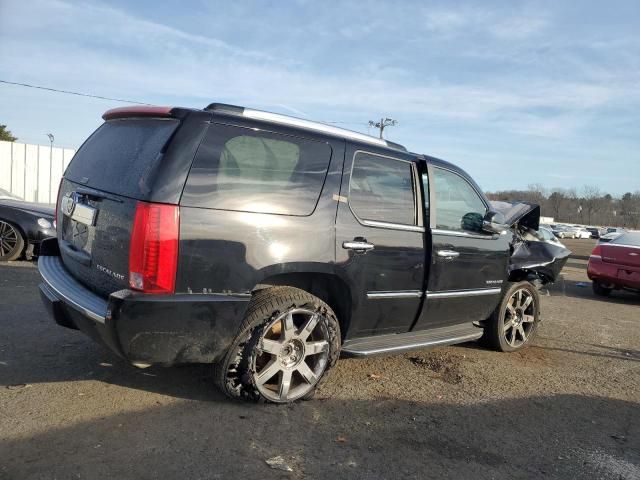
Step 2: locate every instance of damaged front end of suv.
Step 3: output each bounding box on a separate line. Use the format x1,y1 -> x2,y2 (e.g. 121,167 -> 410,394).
492,201 -> 571,288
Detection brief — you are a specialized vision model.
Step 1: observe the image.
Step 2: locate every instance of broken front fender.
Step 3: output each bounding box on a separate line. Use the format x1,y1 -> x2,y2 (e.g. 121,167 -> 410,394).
490,200 -> 571,284
509,239 -> 571,284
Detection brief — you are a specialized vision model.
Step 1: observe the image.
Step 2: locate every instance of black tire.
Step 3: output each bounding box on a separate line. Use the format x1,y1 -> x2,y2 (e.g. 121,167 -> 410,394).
592,281 -> 612,297
0,220 -> 25,262
481,281 -> 540,352
213,286 -> 341,403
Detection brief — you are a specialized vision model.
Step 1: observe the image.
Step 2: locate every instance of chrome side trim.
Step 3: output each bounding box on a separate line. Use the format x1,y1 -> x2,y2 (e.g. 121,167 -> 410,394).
362,220 -> 425,232
432,228 -> 496,240
242,109 -> 397,149
427,288 -> 502,299
367,290 -> 423,299
601,243 -> 640,250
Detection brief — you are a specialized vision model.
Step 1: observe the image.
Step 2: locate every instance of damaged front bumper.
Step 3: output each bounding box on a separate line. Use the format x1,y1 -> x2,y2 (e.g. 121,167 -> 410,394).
37,239 -> 250,366
509,240 -> 571,284
491,201 -> 571,284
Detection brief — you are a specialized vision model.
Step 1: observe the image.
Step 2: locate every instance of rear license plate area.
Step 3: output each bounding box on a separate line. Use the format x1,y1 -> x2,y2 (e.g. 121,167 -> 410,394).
617,269 -> 640,282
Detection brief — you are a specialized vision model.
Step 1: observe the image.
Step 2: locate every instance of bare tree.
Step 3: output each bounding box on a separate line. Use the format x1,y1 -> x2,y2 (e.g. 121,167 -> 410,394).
547,190 -> 565,221
581,185 -> 601,225
484,186 -> 635,228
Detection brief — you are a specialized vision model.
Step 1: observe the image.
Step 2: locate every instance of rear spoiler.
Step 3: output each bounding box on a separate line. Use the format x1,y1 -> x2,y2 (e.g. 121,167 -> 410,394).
102,106 -> 174,121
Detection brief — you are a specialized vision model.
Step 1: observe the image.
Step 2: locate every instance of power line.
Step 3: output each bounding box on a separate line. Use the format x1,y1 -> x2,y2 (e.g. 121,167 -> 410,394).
0,79 -> 373,130
0,79 -> 153,105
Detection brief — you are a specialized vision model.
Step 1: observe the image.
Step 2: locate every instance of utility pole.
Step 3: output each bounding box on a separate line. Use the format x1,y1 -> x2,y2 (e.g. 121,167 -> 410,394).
47,133 -> 54,203
368,118 -> 397,139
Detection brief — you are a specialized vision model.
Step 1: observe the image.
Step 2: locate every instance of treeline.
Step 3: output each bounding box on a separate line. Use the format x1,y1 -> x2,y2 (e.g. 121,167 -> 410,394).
486,185 -> 640,228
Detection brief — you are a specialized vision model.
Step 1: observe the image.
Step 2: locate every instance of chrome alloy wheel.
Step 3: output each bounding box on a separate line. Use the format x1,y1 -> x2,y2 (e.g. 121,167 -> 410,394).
503,288 -> 536,348
0,221 -> 19,257
252,308 -> 330,403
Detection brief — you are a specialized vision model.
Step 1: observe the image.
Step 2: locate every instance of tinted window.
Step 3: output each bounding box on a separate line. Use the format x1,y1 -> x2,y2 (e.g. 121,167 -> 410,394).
65,119 -> 179,198
182,124 -> 332,215
349,152 -> 415,225
433,168 -> 487,231
611,232 -> 640,246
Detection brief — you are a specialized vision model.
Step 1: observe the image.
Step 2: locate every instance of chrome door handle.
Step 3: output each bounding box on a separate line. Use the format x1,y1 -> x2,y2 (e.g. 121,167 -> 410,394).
437,249 -> 460,259
342,241 -> 375,252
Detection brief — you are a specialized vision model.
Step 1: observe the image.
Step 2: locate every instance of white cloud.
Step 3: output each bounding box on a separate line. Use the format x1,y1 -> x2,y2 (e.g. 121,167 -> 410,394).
422,6 -> 548,40
0,0 -> 638,150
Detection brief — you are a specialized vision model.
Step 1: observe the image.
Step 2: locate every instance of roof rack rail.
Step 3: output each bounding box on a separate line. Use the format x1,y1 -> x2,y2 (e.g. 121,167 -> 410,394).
204,103 -> 406,151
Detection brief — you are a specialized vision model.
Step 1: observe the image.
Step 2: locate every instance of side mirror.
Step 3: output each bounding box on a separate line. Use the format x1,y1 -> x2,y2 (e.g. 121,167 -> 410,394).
482,211 -> 509,234
461,212 -> 484,232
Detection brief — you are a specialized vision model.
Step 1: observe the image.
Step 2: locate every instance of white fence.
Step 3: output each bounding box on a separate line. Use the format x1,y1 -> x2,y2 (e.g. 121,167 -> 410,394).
0,140 -> 76,204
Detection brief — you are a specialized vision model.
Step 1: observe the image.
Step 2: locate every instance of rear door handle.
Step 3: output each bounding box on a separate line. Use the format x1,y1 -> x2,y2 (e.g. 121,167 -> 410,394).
437,249 -> 460,259
342,240 -> 375,253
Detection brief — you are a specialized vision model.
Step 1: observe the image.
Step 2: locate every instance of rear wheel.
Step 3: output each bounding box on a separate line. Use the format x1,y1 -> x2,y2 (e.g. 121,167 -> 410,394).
213,287 -> 341,403
481,281 -> 540,352
592,281 -> 612,297
0,220 -> 24,261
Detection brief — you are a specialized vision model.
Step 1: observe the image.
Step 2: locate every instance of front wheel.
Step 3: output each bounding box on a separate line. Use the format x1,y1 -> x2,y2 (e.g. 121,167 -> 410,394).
213,286 -> 341,403
481,281 -> 540,352
0,220 -> 25,261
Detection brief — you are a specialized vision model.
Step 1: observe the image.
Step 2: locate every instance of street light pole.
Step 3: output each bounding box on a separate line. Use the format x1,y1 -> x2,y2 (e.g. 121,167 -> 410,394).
47,133 -> 54,204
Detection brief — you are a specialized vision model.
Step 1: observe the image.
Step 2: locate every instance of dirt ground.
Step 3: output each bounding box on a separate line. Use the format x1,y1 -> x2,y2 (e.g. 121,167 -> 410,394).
0,239 -> 638,479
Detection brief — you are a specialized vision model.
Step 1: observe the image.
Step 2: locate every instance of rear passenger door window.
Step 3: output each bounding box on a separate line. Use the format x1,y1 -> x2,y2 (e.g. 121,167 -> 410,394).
433,167 -> 487,232
349,152 -> 416,226
182,124 -> 332,216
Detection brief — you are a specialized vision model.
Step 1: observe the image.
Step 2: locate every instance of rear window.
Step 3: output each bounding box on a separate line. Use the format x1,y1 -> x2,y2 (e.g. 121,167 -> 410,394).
65,119 -> 179,197
611,232 -> 640,246
182,123 -> 332,215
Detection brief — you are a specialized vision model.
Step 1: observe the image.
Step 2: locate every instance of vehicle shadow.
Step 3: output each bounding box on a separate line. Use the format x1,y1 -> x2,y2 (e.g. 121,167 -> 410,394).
546,276 -> 640,306
1,393 -> 638,479
535,342 -> 640,363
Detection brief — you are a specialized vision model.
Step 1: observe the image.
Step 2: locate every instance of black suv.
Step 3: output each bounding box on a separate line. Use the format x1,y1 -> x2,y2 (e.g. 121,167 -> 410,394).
38,103 -> 569,403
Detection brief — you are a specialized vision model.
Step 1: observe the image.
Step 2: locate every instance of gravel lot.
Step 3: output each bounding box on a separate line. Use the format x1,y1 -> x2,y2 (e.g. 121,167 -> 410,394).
1,239 -> 638,479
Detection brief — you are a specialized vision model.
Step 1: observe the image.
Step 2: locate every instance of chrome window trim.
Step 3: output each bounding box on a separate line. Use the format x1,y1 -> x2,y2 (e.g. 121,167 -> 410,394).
431,228 -> 497,240
363,220 -> 425,232
347,150 -> 424,233
427,288 -> 502,299
367,290 -> 423,299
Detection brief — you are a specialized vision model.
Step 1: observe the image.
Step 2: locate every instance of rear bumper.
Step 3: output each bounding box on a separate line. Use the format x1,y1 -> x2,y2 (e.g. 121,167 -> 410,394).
587,256 -> 640,290
37,240 -> 250,365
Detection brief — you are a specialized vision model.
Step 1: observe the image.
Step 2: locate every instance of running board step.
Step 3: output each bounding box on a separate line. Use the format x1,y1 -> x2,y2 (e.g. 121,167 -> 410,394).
341,323 -> 482,357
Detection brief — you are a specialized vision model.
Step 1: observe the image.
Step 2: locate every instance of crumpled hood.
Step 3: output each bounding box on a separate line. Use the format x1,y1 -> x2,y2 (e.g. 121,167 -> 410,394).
490,201 -> 570,284
490,201 -> 540,230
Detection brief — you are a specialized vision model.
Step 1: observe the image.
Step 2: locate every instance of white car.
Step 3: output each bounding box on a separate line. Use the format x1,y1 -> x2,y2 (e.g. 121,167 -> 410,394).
574,228 -> 592,239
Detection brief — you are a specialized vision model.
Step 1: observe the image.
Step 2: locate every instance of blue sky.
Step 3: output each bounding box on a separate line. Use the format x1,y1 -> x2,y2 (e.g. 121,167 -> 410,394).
1,0 -> 639,195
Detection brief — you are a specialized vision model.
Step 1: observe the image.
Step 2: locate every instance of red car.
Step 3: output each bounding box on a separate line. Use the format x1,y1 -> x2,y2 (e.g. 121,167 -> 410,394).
587,232 -> 640,296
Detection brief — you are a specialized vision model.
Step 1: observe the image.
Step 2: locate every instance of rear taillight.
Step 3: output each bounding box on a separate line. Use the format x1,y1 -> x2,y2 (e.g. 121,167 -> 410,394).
54,178 -> 63,229
590,244 -> 602,257
129,202 -> 179,294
